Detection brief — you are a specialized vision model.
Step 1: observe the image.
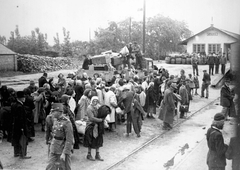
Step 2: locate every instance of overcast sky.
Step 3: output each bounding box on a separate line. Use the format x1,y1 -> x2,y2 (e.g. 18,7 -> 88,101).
0,0 -> 240,45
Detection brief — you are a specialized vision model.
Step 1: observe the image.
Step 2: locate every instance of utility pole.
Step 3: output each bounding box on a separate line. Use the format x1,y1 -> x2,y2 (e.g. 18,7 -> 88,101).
89,28 -> 91,42
142,0 -> 146,54
129,17 -> 132,43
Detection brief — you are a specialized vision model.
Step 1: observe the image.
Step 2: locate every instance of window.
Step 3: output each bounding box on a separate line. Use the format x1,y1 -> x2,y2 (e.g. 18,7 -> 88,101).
193,44 -> 205,53
208,44 -> 221,54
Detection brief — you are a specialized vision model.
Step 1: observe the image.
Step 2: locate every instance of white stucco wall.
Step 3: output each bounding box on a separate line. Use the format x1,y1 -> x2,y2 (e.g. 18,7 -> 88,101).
186,28 -> 237,54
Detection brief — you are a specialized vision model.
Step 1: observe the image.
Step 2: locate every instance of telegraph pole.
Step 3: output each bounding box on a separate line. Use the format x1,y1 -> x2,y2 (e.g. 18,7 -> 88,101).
129,17 -> 132,43
142,0 -> 146,54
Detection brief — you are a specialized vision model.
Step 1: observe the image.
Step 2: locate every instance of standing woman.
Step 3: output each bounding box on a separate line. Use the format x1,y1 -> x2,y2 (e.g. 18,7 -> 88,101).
32,87 -> 47,132
83,96 -> 108,161
145,82 -> 157,118
76,89 -> 91,121
58,73 -> 67,97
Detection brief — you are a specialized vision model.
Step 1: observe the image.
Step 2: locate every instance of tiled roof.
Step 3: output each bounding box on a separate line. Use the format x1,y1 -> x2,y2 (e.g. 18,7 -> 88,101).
0,43 -> 16,55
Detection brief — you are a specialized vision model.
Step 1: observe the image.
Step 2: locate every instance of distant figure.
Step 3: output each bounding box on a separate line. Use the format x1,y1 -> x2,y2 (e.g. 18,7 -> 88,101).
27,80 -> 38,94
201,70 -> 211,99
82,55 -> 90,70
208,53 -> 215,76
191,54 -> 199,76
132,42 -> 142,70
214,53 -> 220,74
206,113 -> 228,170
220,53 -> 227,74
38,72 -> 48,88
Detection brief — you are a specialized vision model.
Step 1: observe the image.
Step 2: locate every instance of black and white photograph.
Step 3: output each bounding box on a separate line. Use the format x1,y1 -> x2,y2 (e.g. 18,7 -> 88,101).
0,0 -> 240,169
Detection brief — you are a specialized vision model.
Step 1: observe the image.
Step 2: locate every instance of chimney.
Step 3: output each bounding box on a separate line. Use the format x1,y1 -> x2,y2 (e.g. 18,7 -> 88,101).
211,17 -> 214,27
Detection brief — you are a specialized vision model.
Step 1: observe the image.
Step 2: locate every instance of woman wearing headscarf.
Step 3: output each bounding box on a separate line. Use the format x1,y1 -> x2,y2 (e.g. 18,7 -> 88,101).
83,96 -> 110,161
76,89 -> 91,120
61,94 -> 80,150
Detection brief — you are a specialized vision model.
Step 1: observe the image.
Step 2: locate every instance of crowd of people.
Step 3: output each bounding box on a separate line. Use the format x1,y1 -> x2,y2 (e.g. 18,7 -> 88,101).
0,53 -> 238,169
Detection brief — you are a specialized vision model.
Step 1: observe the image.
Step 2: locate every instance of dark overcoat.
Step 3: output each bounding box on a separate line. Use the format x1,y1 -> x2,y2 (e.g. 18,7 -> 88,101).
11,100 -> 28,146
220,84 -> 233,107
206,126 -> 228,168
158,88 -> 175,124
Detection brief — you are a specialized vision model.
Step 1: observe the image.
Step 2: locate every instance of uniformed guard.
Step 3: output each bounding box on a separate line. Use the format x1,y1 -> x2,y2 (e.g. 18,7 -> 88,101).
46,103 -> 73,170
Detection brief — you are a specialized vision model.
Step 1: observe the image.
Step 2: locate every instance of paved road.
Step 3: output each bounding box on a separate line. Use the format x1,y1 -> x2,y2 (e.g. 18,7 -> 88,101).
0,62 -> 232,170
110,99 -> 235,170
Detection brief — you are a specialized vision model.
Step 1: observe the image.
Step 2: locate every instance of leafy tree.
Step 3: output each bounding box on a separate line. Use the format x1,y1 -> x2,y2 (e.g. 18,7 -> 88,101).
53,33 -> 61,52
0,35 -> 7,45
62,27 -> 73,57
146,15 -> 191,58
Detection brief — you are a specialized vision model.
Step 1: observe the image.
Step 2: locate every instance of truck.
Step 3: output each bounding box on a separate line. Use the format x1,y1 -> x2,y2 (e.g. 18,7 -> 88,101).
74,50 -> 154,82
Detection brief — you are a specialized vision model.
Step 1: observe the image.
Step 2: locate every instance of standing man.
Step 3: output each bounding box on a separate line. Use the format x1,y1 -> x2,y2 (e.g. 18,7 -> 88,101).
82,55 -> 91,70
46,103 -> 73,170
201,70 -> 211,99
191,54 -> 199,76
206,113 -> 228,170
214,53 -> 220,74
220,53 -> 227,75
117,86 -> 135,136
132,41 -> 142,70
208,53 -> 215,76
179,80 -> 189,119
220,78 -> 233,121
39,72 -> 48,88
159,83 -> 177,130
125,43 -> 133,69
11,91 -> 31,159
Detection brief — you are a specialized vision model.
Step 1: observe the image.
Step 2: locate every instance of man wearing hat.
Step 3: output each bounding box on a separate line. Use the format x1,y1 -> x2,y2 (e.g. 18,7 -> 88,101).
11,91 -> 31,159
46,103 -> 74,170
201,70 -> 211,99
191,54 -> 199,76
206,113 -> 228,170
159,83 -> 177,130
220,78 -> 233,121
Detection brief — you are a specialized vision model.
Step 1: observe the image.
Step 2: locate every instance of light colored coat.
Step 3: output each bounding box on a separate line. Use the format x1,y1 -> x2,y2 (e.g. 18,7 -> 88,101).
76,95 -> 90,121
104,90 -> 117,123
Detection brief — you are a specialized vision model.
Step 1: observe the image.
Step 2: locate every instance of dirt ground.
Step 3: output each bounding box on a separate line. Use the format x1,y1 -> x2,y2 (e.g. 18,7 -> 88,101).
0,62 -> 231,170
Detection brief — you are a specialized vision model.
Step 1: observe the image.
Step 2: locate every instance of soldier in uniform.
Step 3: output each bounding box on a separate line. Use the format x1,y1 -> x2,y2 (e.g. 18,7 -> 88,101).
46,103 -> 73,170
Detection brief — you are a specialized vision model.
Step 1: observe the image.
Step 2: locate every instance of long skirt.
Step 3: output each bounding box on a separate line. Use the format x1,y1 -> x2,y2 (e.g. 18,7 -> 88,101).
83,123 -> 103,149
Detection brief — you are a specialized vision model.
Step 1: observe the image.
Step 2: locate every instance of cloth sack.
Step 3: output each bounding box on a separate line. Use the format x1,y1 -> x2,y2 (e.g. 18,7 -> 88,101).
75,120 -> 86,134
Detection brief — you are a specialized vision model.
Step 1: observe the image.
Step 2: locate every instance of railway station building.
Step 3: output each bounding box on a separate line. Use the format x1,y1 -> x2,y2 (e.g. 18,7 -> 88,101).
179,24 -> 240,57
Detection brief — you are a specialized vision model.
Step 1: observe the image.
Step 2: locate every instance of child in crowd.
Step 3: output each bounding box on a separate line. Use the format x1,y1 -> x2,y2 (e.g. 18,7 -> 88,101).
188,74 -> 195,96
193,75 -> 199,95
